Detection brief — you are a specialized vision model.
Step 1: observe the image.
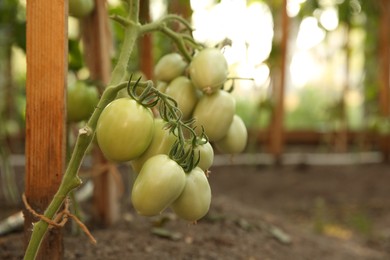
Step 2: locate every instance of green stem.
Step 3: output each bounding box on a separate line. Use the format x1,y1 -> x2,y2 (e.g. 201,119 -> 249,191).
109,1 -> 140,85
160,26 -> 192,62
23,82 -> 128,260
139,21 -> 194,62
161,14 -> 194,32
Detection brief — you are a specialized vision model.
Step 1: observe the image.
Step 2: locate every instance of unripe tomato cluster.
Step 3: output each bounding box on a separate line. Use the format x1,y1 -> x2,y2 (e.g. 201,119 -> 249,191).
94,47 -> 247,222
155,48 -> 248,154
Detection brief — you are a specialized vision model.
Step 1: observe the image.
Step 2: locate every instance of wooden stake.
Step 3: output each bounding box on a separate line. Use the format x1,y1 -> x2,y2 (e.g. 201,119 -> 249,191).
80,0 -> 119,226
269,0 -> 289,162
80,0 -> 112,84
139,0 -> 153,79
24,0 -> 67,258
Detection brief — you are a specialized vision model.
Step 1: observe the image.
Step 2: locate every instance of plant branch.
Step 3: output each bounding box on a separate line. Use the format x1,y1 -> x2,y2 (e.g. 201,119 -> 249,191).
139,18 -> 199,62
109,1 -> 140,85
160,14 -> 194,32
23,81 -> 130,260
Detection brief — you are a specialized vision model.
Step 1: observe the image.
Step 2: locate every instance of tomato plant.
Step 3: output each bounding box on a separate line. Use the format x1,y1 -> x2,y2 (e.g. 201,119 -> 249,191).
189,48 -> 228,94
96,97 -> 155,162
165,76 -> 199,120
131,154 -> 186,216
194,140 -> 214,171
171,167 -> 212,222
215,115 -> 248,154
131,118 -> 176,173
67,81 -> 99,123
24,2 -> 250,257
154,53 -> 188,83
193,89 -> 236,141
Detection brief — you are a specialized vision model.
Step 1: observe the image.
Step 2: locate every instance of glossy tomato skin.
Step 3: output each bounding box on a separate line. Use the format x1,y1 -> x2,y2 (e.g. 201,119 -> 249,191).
67,81 -> 99,123
131,154 -> 186,216
96,98 -> 154,162
194,141 -> 214,171
165,76 -> 198,120
171,167 -> 211,222
131,118 -> 177,173
154,53 -> 187,82
189,48 -> 228,94
193,90 -> 235,142
69,0 -> 94,18
215,115 -> 248,154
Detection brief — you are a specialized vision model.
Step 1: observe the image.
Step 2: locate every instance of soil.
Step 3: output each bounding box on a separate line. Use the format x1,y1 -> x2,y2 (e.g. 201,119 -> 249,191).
1,160 -> 390,260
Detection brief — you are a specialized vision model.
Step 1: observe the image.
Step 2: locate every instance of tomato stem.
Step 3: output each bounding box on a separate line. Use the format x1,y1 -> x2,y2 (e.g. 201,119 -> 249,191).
110,14 -> 133,27
139,17 -> 199,62
109,1 -> 140,85
23,80 -> 133,260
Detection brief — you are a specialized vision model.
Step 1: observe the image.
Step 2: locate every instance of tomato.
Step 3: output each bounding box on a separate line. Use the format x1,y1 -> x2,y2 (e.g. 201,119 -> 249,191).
131,118 -> 177,173
189,48 -> 228,94
131,154 -> 186,216
215,115 -> 248,154
96,98 -> 154,162
194,140 -> 214,171
67,81 -> 99,123
69,0 -> 94,18
154,53 -> 188,82
171,167 -> 211,222
165,76 -> 199,120
192,90 -> 235,141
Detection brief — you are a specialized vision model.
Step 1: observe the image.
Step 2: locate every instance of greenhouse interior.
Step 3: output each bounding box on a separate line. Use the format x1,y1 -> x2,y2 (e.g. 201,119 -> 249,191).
0,0 -> 390,259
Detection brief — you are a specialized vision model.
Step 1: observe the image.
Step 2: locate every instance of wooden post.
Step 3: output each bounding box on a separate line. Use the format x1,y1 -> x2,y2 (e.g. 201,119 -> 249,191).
80,0 -> 119,226
80,0 -> 111,84
269,0 -> 288,162
139,0 -> 153,79
379,0 -> 390,161
24,0 -> 67,259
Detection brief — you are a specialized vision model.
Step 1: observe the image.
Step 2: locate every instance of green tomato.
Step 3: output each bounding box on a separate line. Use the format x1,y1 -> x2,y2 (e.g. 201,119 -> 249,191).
165,76 -> 199,120
96,98 -> 154,162
189,48 -> 228,94
215,115 -> 248,154
131,154 -> 186,216
154,53 -> 188,82
171,167 -> 211,222
131,118 -> 177,173
69,0 -> 94,18
194,141 -> 214,171
67,81 -> 99,123
193,90 -> 235,142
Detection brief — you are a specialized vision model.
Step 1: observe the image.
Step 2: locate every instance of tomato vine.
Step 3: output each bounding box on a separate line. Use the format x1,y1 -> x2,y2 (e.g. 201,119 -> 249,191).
24,0 -> 246,258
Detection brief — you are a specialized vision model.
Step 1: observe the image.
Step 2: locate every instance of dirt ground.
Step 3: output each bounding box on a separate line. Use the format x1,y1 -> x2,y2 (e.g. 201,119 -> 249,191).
1,160 -> 390,260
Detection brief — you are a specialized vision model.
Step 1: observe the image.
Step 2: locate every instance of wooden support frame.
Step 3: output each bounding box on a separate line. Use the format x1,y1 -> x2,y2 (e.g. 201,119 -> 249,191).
24,0 -> 67,258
